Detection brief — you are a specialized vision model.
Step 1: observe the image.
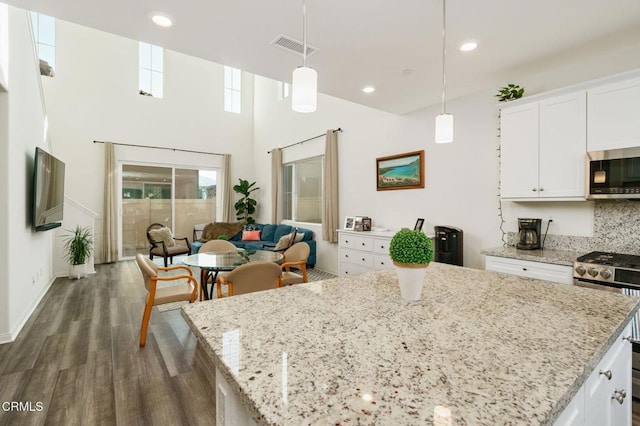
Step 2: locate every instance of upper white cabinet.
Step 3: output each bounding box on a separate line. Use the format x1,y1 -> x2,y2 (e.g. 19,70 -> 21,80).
587,76 -> 640,151
501,92 -> 587,200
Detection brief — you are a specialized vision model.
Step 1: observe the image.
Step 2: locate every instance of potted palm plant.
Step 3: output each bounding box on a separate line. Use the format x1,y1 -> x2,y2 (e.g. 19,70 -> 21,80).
63,225 -> 94,279
389,228 -> 434,301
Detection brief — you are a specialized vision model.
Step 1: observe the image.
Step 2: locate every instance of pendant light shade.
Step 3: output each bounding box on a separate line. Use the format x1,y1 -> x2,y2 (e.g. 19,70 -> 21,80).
435,113 -> 453,143
292,66 -> 317,113
292,0 -> 317,113
435,0 -> 453,143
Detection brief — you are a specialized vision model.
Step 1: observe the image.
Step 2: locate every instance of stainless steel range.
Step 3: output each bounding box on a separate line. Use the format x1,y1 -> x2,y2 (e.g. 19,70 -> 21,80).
574,251 -> 640,292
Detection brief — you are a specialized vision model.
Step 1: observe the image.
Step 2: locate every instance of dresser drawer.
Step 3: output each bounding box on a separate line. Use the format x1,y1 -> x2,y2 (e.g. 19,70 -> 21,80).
341,248 -> 374,268
373,238 -> 391,254
339,262 -> 371,277
374,254 -> 393,270
339,234 -> 373,251
485,256 -> 573,285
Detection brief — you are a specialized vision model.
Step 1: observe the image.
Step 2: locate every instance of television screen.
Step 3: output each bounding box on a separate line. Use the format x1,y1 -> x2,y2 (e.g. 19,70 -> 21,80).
33,147 -> 65,231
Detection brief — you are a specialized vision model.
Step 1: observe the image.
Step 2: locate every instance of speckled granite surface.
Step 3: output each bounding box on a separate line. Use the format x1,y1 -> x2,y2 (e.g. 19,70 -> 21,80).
480,246 -> 581,266
181,263 -> 640,425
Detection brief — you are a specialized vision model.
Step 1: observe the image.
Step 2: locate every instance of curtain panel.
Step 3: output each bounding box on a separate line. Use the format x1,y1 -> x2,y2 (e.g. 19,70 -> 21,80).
271,148 -> 282,224
322,130 -> 339,242
221,154 -> 232,222
103,142 -> 118,263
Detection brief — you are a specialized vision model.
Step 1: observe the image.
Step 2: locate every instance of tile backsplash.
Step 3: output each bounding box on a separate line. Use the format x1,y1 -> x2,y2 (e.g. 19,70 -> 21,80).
507,200 -> 640,255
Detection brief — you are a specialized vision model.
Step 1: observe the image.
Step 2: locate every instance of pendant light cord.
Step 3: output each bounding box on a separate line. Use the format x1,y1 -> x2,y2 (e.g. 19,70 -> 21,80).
302,0 -> 307,67
441,0 -> 447,115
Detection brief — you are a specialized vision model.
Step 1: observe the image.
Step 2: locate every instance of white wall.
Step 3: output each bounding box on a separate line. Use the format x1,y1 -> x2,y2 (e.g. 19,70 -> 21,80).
0,7 -> 55,343
253,42 -> 640,273
0,3 -> 8,90
41,19 -> 256,262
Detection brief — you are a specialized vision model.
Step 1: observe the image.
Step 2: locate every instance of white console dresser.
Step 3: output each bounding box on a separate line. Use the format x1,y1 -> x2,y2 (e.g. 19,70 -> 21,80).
337,230 -> 395,277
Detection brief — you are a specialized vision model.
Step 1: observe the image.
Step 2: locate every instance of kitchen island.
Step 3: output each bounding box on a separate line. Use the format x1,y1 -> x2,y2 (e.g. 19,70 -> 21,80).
182,262 -> 640,425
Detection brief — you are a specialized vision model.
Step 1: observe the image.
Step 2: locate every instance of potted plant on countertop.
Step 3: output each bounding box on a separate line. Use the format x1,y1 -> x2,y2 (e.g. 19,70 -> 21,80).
389,228 -> 434,301
63,225 -> 94,279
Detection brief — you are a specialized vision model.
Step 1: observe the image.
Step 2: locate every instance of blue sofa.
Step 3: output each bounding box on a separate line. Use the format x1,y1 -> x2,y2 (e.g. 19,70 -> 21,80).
229,224 -> 316,267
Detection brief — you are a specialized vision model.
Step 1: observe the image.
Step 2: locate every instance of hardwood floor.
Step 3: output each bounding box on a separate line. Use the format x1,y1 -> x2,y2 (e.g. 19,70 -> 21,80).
0,260 -> 216,426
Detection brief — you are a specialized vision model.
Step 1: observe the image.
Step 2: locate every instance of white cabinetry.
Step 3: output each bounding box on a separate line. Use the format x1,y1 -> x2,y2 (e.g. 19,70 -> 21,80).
500,92 -> 586,200
485,256 -> 573,285
554,323 -> 632,426
338,230 -> 394,277
587,76 -> 640,151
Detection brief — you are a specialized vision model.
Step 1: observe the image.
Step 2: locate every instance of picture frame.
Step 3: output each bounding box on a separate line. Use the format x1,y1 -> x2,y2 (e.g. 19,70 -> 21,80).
344,216 -> 355,230
414,218 -> 425,231
362,217 -> 372,231
354,216 -> 364,231
376,150 -> 425,191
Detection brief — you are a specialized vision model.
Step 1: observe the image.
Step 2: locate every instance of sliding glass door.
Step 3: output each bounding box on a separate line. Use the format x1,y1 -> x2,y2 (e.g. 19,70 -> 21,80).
120,163 -> 217,258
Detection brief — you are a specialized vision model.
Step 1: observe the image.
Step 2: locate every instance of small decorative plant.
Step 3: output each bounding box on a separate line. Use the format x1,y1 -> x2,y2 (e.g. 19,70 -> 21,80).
389,229 -> 434,266
495,84 -> 525,102
233,179 -> 260,225
63,226 -> 94,265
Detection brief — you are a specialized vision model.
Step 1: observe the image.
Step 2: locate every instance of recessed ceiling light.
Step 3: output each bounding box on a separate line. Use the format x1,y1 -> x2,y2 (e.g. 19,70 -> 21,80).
459,41 -> 478,52
150,12 -> 174,28
362,86 -> 375,93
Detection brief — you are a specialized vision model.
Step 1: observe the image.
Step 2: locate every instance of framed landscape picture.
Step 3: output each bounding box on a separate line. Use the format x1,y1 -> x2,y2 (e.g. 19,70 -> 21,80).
376,150 -> 425,191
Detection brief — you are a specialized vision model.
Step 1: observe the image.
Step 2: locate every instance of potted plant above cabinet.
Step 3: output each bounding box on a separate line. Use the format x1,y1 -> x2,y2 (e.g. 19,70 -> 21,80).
63,225 -> 94,279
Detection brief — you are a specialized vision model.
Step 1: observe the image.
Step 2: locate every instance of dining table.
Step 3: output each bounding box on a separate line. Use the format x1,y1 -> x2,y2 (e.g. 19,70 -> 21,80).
182,249 -> 284,300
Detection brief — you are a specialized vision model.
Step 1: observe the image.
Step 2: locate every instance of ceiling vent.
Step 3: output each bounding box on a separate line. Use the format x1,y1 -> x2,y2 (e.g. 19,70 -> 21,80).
270,34 -> 318,58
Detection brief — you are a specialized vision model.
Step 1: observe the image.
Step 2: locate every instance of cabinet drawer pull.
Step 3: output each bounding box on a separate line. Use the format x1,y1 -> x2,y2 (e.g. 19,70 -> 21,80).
522,268 -> 527,271
532,188 -> 537,192
612,389 -> 626,404
362,258 -> 366,262
599,369 -> 612,380
380,261 -> 385,265
345,254 -> 349,258
345,240 -> 349,243
539,187 -> 544,192
361,243 -> 365,246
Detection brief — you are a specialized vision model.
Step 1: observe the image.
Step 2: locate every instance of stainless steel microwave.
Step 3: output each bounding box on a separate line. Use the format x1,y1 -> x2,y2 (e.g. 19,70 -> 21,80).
587,147 -> 640,199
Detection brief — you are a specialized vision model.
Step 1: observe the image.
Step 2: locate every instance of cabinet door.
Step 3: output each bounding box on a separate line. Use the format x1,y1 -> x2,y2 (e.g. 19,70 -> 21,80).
610,337 -> 632,426
539,92 -> 587,198
500,103 -> 540,198
588,76 -> 640,151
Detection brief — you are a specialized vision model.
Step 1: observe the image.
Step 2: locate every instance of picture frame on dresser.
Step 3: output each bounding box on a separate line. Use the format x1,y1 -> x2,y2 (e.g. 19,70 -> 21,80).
344,216 -> 355,230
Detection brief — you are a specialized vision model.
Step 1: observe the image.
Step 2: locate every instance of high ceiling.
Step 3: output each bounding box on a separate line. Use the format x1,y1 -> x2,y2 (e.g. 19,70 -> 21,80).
5,0 -> 640,114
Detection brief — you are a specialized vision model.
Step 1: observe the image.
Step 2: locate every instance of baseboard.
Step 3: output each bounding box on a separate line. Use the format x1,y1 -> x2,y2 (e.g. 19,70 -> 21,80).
4,276 -> 56,343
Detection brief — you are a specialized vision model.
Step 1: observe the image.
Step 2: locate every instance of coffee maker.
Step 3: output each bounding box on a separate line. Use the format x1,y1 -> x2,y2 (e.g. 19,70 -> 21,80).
516,218 -> 542,250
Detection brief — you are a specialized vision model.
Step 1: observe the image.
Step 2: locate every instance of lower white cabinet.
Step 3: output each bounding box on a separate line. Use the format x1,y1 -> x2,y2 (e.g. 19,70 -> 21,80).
338,230 -> 394,277
554,323 -> 632,426
485,256 -> 573,285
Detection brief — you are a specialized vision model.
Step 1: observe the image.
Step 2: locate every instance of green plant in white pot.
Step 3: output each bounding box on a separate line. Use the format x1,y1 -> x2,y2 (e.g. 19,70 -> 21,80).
63,226 -> 94,279
389,229 -> 434,301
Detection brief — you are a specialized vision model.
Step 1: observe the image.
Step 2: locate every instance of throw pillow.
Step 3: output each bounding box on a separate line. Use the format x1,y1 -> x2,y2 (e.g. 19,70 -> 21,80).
274,232 -> 295,251
149,227 -> 175,247
242,230 -> 261,241
294,232 -> 305,243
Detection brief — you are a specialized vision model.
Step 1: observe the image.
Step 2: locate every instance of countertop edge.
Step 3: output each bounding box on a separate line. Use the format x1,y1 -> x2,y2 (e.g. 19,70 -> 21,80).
481,246 -> 582,266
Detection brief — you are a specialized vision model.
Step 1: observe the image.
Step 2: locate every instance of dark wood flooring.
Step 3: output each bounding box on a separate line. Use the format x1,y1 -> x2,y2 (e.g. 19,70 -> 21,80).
0,260 -> 216,426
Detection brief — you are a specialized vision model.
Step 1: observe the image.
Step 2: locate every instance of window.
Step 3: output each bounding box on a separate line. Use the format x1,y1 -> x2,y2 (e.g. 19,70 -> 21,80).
30,12 -> 55,76
224,66 -> 241,113
283,156 -> 323,223
139,42 -> 163,98
278,81 -> 290,100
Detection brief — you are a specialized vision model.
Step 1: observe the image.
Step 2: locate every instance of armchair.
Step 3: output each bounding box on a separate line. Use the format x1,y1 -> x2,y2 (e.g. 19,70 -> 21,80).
146,223 -> 191,267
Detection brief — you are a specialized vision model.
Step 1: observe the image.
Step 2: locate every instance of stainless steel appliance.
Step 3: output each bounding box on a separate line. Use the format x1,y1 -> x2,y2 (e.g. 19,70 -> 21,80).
516,218 -> 542,250
587,147 -> 640,199
574,251 -> 640,402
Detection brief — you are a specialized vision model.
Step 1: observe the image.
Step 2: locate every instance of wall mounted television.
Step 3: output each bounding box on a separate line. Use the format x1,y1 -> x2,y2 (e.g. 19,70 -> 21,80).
33,147 -> 65,231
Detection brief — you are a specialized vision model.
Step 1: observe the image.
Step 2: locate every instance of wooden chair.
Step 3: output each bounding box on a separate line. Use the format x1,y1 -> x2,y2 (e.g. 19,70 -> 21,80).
146,223 -> 191,267
197,239 -> 237,300
280,242 -> 310,286
216,261 -> 282,298
135,254 -> 197,347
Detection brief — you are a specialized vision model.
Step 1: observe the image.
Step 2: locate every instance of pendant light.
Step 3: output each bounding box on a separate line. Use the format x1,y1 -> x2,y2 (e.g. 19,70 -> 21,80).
292,0 -> 317,113
435,0 -> 453,143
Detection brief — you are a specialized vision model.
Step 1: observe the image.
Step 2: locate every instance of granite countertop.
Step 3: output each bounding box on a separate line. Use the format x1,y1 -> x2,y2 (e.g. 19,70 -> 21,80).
481,246 -> 584,266
181,263 -> 640,425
